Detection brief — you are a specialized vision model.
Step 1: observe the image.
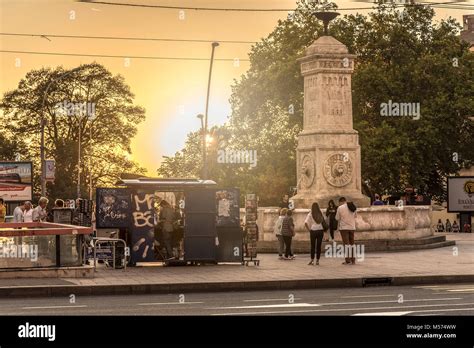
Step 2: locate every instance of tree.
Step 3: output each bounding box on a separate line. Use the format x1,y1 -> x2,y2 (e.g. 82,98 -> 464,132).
158,2 -> 474,203
1,63 -> 147,200
0,131 -> 23,160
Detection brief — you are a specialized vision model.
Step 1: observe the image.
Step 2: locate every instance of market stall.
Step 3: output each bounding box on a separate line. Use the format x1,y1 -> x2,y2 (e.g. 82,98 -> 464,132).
96,178 -> 244,266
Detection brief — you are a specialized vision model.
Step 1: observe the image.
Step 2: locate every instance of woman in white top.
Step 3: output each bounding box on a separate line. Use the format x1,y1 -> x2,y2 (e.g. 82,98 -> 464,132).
304,202 -> 327,265
22,201 -> 34,222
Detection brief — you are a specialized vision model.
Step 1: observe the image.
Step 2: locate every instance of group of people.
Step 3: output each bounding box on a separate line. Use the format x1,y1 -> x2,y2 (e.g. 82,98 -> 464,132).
0,197 -> 95,227
436,219 -> 471,233
274,197 -> 357,265
0,197 -> 49,223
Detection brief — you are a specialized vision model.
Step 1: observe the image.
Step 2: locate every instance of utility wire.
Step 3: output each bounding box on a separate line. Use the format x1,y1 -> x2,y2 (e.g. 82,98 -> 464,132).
0,33 -> 257,44
78,0 -> 474,11
0,50 -> 250,61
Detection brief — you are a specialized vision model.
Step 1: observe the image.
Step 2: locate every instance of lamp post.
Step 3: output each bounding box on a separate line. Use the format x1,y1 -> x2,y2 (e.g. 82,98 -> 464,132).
201,42 -> 219,180
196,114 -> 205,179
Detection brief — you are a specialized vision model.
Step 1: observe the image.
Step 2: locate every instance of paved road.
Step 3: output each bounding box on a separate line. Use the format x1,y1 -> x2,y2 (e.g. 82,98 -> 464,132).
0,283 -> 473,316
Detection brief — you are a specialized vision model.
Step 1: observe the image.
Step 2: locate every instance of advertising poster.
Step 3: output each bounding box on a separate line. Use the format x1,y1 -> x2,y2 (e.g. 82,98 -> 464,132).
96,188 -> 131,228
0,162 -> 33,202
448,177 -> 474,212
216,188 -> 240,227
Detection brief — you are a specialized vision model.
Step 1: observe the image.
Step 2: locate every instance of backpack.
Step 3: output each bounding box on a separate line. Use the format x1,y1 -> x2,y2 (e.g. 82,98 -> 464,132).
347,201 -> 357,212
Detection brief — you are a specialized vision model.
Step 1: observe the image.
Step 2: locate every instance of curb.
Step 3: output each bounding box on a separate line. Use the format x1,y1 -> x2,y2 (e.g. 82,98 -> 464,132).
0,274 -> 473,298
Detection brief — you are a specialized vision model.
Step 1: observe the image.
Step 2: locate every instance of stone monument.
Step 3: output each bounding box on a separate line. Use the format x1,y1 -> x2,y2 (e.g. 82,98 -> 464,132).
291,12 -> 370,208
253,13 -> 445,251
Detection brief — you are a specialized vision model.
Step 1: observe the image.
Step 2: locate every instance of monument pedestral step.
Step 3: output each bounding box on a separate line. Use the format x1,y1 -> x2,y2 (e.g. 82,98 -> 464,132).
256,235 -> 453,253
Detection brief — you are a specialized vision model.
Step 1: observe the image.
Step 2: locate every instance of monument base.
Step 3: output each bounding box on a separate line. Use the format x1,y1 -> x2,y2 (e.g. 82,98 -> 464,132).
253,205 -> 434,246
291,191 -> 370,209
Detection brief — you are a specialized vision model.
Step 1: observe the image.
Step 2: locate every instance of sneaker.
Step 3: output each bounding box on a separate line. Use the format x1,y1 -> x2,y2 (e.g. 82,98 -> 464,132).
308,260 -> 314,265
290,256 -> 296,260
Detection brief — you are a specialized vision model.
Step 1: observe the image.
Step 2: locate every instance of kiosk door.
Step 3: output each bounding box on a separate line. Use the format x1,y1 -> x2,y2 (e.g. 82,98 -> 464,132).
184,189 -> 217,262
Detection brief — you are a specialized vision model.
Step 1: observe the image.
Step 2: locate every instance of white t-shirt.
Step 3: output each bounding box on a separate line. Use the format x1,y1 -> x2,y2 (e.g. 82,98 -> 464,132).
304,212 -> 324,231
23,209 -> 33,222
32,206 -> 47,222
13,206 -> 24,223
335,203 -> 357,230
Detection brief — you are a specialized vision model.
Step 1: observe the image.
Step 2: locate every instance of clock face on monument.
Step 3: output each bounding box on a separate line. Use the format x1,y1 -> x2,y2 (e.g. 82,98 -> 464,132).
323,153 -> 353,187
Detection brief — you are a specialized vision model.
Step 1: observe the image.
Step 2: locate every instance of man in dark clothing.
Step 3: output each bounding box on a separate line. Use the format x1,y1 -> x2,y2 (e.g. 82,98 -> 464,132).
279,195 -> 290,210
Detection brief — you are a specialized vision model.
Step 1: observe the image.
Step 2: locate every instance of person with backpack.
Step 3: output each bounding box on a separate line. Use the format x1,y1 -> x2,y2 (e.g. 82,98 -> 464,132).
274,208 -> 287,260
335,197 -> 357,265
281,209 -> 295,260
305,202 -> 328,265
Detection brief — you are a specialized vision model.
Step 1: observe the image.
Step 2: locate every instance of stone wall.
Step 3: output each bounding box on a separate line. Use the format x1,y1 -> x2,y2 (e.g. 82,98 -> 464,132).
243,206 -> 433,242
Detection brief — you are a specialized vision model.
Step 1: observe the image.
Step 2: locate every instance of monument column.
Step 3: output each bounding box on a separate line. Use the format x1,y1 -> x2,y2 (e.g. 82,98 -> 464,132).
292,18 -> 370,208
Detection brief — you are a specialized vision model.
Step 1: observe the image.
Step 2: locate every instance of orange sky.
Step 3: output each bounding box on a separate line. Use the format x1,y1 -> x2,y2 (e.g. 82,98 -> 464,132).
1,0 -> 471,174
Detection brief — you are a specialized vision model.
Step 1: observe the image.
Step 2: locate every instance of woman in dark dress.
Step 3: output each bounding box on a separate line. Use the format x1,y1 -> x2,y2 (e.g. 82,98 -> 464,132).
326,200 -> 338,242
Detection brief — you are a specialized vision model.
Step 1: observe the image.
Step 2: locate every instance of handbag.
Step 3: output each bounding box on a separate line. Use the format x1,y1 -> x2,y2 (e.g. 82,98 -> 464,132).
322,218 -> 329,232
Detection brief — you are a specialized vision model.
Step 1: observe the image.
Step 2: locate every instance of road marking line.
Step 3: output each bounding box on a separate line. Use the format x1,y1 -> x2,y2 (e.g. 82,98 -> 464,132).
341,294 -> 395,298
138,302 -> 203,306
405,307 -> 474,314
21,305 -> 87,310
447,289 -> 474,292
243,298 -> 302,302
211,301 -> 474,316
414,285 -> 474,289
211,298 -> 460,311
214,303 -> 321,309
318,298 -> 462,306
352,311 -> 413,316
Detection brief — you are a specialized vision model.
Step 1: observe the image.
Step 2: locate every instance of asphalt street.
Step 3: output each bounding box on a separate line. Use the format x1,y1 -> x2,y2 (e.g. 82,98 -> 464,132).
0,283 -> 473,316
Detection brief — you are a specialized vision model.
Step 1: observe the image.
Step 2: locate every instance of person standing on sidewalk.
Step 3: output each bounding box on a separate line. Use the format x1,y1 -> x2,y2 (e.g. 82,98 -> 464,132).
436,219 -> 445,232
273,208 -> 287,260
22,201 -> 33,222
445,219 -> 452,233
335,197 -> 357,265
0,198 -> 6,223
463,222 -> 472,233
32,197 -> 48,222
13,202 -> 25,223
281,209 -> 295,260
452,220 -> 460,233
325,200 -> 337,242
305,203 -> 328,265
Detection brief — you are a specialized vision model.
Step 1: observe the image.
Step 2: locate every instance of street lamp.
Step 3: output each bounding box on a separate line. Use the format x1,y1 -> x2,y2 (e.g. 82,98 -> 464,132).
196,114 -> 205,178
201,41 -> 219,180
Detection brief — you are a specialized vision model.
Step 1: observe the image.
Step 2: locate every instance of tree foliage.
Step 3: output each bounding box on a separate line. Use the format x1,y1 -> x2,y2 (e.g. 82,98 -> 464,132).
159,2 -> 474,203
1,63 -> 146,200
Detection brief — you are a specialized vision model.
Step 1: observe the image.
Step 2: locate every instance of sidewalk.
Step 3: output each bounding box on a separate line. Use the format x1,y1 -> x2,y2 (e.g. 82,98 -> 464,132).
0,233 -> 472,298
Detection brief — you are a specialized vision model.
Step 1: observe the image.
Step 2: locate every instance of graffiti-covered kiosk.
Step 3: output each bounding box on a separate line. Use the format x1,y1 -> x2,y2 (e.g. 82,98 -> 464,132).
96,178 -> 243,266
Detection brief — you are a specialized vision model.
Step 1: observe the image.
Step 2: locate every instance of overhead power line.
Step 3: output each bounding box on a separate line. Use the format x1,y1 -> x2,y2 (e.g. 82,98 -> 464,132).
78,1 -> 373,11
0,50 -> 250,62
78,0 -> 474,11
0,33 -> 257,44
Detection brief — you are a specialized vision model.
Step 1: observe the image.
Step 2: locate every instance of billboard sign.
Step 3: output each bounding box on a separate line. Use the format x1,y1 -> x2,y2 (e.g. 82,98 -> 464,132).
0,162 -> 33,202
447,176 -> 474,212
45,159 -> 56,181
